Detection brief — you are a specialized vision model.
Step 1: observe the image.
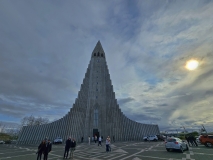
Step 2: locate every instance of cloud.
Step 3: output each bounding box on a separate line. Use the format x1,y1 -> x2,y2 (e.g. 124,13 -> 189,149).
0,0 -> 213,132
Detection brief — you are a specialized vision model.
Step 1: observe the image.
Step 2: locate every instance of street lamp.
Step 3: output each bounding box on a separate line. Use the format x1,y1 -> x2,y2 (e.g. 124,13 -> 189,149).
180,126 -> 186,133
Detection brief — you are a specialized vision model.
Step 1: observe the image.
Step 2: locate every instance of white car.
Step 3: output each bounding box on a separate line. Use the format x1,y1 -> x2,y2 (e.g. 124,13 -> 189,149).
0,140 -> 5,144
165,137 -> 189,153
53,137 -> 63,144
143,135 -> 158,141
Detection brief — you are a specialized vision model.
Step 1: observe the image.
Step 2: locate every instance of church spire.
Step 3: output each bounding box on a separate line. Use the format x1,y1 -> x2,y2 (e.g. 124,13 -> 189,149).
91,41 -> 105,58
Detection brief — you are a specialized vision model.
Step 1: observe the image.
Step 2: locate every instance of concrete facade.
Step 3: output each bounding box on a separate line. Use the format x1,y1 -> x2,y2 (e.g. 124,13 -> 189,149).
17,41 -> 160,144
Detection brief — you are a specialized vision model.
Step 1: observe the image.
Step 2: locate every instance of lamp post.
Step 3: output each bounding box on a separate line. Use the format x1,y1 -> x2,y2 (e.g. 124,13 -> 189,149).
180,126 -> 186,133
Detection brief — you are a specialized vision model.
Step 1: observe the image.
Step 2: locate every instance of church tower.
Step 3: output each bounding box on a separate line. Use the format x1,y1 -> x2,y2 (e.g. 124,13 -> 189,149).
17,41 -> 160,144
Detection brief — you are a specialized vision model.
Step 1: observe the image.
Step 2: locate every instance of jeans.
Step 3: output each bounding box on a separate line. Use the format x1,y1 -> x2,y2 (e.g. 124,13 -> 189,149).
106,144 -> 109,152
37,153 -> 42,160
69,148 -> 75,159
64,148 -> 69,158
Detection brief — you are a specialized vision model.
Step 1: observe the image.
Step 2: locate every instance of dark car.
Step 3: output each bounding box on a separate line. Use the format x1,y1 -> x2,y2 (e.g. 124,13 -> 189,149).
157,135 -> 166,141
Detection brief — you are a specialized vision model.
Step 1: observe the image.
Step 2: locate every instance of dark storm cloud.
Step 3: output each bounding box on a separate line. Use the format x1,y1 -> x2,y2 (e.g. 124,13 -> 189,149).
158,103 -> 168,107
205,90 -> 213,96
127,113 -> 161,122
118,97 -> 135,105
0,103 -> 30,118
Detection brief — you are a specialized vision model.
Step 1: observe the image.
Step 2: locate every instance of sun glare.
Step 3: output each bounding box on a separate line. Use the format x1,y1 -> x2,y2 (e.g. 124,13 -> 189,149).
185,59 -> 199,70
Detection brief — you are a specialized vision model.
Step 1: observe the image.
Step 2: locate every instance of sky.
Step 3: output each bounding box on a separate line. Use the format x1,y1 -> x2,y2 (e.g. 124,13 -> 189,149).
0,0 -> 213,133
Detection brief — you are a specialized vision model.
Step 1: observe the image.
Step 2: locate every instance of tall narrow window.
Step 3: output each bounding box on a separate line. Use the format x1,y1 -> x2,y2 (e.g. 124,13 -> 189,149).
98,52 -> 100,56
94,53 -> 96,56
94,109 -> 98,127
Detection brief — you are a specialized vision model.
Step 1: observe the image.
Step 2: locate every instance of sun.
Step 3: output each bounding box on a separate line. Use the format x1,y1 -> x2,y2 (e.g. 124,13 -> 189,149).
185,59 -> 199,70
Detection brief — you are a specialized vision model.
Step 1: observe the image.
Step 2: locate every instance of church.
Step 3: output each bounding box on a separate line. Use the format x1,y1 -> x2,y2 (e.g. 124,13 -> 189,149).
17,41 -> 160,144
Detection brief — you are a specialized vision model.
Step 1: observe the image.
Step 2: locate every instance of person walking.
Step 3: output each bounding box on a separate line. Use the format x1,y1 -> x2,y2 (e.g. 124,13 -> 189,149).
37,140 -> 45,160
81,136 -> 84,143
63,137 -> 71,159
88,136 -> 91,145
185,135 -> 191,146
192,135 -> 198,146
106,137 -> 109,152
69,138 -> 76,159
43,139 -> 52,160
98,136 -> 102,146
188,135 -> 195,146
108,136 -> 111,152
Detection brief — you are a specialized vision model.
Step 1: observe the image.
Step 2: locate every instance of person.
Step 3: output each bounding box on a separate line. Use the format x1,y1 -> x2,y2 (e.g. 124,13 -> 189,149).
98,136 -> 102,146
107,136 -> 111,152
185,135 -> 190,146
101,136 -> 103,142
81,136 -> 84,143
88,136 -> 90,145
43,139 -> 52,160
36,140 -> 45,160
94,135 -> 97,143
69,138 -> 76,159
192,135 -> 198,146
63,137 -> 71,159
113,136 -> 115,142
106,137 -> 109,152
147,135 -> 150,143
188,135 -> 195,146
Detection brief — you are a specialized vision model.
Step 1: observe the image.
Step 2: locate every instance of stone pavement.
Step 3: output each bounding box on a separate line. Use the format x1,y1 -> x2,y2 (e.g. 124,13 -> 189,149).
0,141 -> 212,160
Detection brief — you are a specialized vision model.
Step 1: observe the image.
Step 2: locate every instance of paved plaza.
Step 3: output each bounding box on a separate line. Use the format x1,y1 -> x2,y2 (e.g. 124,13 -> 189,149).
0,141 -> 212,160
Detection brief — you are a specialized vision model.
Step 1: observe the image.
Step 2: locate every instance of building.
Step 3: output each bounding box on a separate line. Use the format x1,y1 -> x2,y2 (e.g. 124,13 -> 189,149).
17,41 -> 160,144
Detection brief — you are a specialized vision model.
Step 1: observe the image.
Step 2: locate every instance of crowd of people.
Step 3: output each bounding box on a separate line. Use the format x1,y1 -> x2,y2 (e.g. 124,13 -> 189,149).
36,135 -> 114,160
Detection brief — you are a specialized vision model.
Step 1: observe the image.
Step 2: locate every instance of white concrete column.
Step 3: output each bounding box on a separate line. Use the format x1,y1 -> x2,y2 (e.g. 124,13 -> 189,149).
26,126 -> 32,144
62,115 -> 68,142
52,121 -> 59,140
39,124 -> 45,141
67,111 -> 72,137
68,109 -> 73,137
31,125 -> 38,144
19,126 -> 26,144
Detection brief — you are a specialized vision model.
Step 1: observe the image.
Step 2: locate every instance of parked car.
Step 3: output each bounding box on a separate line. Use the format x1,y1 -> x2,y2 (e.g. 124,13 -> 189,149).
157,135 -> 166,141
143,135 -> 158,141
165,137 -> 189,153
53,137 -> 63,144
4,140 -> 11,144
199,135 -> 213,147
0,140 -> 5,144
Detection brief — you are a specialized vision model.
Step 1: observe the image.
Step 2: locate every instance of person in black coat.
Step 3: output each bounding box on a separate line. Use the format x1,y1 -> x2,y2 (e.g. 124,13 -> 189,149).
192,135 -> 198,146
185,135 -> 191,146
37,140 -> 45,160
63,137 -> 71,159
188,135 -> 195,146
43,139 -> 52,160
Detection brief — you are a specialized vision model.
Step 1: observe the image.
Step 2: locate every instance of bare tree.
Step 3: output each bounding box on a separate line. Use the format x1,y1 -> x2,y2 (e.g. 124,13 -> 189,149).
20,115 -> 49,126
0,121 -> 6,133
